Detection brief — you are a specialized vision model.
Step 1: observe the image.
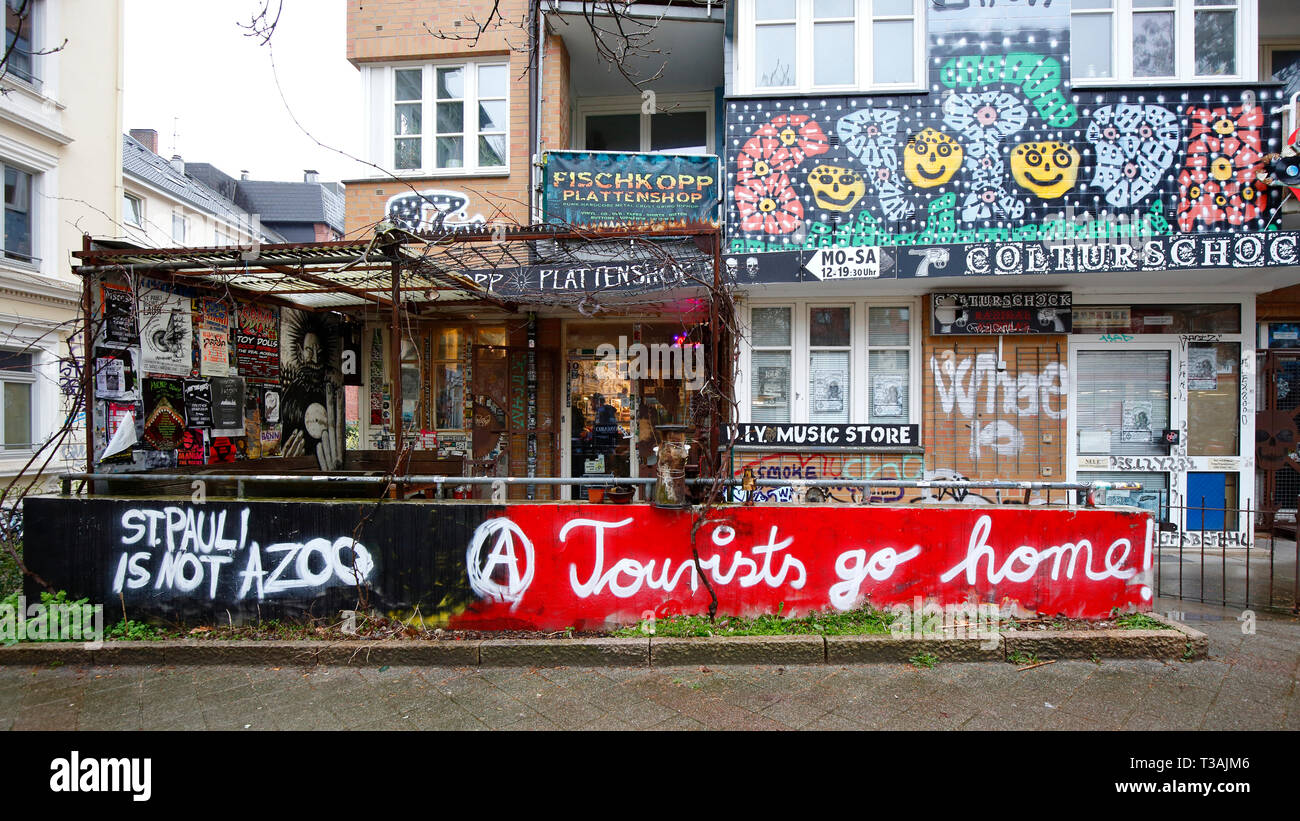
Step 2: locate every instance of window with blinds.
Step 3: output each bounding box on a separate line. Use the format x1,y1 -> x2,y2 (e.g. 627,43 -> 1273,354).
751,307 -> 792,423
1076,350 -> 1171,456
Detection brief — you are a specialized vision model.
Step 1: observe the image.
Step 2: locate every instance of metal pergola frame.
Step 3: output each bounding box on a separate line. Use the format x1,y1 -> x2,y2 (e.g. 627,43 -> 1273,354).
71,222 -> 727,486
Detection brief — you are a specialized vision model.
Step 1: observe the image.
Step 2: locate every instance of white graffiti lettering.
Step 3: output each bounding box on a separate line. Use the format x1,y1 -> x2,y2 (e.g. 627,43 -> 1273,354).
940,514 -> 1139,585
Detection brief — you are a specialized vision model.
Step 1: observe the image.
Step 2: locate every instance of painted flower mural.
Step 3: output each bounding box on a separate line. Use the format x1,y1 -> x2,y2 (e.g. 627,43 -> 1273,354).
943,91 -> 1030,147
753,114 -> 830,167
736,172 -> 804,234
1087,104 -> 1180,208
1177,104 -> 1269,231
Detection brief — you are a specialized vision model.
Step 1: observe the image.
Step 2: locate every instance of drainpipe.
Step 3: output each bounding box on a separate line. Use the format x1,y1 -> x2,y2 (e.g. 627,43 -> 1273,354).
530,0 -> 542,225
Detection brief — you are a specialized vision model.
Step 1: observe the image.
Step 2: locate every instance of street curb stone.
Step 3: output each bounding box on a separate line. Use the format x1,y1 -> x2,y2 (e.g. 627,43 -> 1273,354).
0,621 -> 1207,667
479,638 -> 648,667
1003,629 -> 1192,660
650,635 -> 825,666
826,635 -> 1002,663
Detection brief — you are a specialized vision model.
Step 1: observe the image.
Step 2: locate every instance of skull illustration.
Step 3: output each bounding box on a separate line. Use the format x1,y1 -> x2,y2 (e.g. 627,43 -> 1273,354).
725,257 -> 738,279
745,257 -> 759,279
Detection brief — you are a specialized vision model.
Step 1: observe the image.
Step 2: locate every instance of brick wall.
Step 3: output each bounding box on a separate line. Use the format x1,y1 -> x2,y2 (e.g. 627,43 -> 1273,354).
344,0 -> 541,236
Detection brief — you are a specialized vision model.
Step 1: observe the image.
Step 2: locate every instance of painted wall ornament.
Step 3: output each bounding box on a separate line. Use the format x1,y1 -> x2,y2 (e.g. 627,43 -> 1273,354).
904,128 -> 964,189
1177,103 -> 1269,231
1011,141 -> 1082,200
807,164 -> 866,212
1087,104 -> 1181,208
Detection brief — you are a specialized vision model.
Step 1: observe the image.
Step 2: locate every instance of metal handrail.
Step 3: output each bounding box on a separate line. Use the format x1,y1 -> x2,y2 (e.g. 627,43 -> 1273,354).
55,472 -> 1140,506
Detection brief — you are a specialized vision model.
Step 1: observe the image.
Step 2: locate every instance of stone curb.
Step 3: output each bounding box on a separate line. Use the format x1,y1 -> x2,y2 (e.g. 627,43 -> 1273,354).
0,621 -> 1205,667
827,635 -> 1002,664
650,635 -> 825,666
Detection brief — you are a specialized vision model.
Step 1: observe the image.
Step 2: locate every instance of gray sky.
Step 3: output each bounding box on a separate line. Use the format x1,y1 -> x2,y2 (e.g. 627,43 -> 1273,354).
124,0 -> 369,184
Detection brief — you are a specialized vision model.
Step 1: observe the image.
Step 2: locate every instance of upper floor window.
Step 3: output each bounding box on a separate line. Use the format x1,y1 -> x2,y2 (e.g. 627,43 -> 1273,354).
3,164 -> 33,264
171,212 -> 187,244
736,0 -> 924,94
1071,0 -> 1255,84
391,61 -> 508,174
4,0 -> 38,86
123,193 -> 143,228
580,93 -> 714,154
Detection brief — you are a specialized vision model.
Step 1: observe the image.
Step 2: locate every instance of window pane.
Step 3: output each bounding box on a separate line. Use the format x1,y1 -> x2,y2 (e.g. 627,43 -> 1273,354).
436,101 -> 463,133
585,114 -> 640,151
477,326 -> 507,346
810,350 -> 850,423
752,307 -> 791,347
873,0 -> 914,15
436,327 -> 462,360
751,350 -> 791,423
873,20 -> 913,84
4,381 -> 29,448
651,111 -> 708,153
438,364 -> 464,429
1133,0 -> 1173,6
755,0 -> 795,20
869,350 -> 908,421
395,68 -> 422,101
436,136 -> 463,168
869,307 -> 910,346
479,134 -> 506,167
1188,342 -> 1240,456
4,167 -> 31,260
394,102 -> 421,135
479,99 -> 507,131
810,307 -> 851,347
815,23 -> 855,85
0,351 -> 31,372
814,0 -> 853,17
1132,12 -> 1175,76
477,63 -> 507,98
1195,11 -> 1236,76
436,67 -> 463,99
395,138 -> 421,170
755,24 -> 796,87
1071,14 -> 1114,79
1073,0 -> 1112,7
1076,350 -> 1170,457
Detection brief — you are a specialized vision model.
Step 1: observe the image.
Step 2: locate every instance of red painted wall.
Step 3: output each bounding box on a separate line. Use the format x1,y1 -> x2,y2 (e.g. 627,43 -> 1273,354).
456,504 -> 1155,629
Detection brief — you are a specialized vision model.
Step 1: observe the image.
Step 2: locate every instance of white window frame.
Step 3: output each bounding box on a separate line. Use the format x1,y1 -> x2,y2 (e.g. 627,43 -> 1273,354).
576,92 -> 716,154
1071,0 -> 1257,86
385,59 -> 510,176
123,192 -> 143,228
734,0 -> 926,96
2,160 -> 35,265
171,211 -> 187,244
740,297 -> 922,425
0,348 -> 34,452
3,0 -> 43,90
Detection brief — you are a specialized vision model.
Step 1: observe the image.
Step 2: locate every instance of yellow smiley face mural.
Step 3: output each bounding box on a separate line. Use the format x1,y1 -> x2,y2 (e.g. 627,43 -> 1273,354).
904,128 -> 963,188
1011,141 -> 1082,199
807,164 -> 866,212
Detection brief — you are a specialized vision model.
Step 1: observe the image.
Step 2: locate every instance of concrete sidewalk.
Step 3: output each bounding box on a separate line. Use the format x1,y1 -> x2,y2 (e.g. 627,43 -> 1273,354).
1,597 -> 1295,731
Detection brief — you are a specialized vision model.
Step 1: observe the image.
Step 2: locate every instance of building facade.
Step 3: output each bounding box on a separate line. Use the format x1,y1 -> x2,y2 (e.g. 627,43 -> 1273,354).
342,0 -> 1300,544
0,0 -> 125,482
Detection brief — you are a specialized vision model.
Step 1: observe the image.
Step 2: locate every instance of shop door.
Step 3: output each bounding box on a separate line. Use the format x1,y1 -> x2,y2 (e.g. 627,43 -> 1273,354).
1256,350 -> 1300,518
1071,345 -> 1176,517
470,345 -> 557,499
567,352 -> 635,494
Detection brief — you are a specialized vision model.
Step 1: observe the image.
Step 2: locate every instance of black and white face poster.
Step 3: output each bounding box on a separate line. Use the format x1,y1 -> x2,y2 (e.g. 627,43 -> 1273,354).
210,376 -> 245,436
280,308 -> 343,470
184,379 -> 212,427
93,347 -> 137,400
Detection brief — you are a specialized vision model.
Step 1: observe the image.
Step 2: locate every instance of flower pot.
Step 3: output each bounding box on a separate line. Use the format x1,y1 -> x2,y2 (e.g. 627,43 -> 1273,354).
587,487 -> 606,503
